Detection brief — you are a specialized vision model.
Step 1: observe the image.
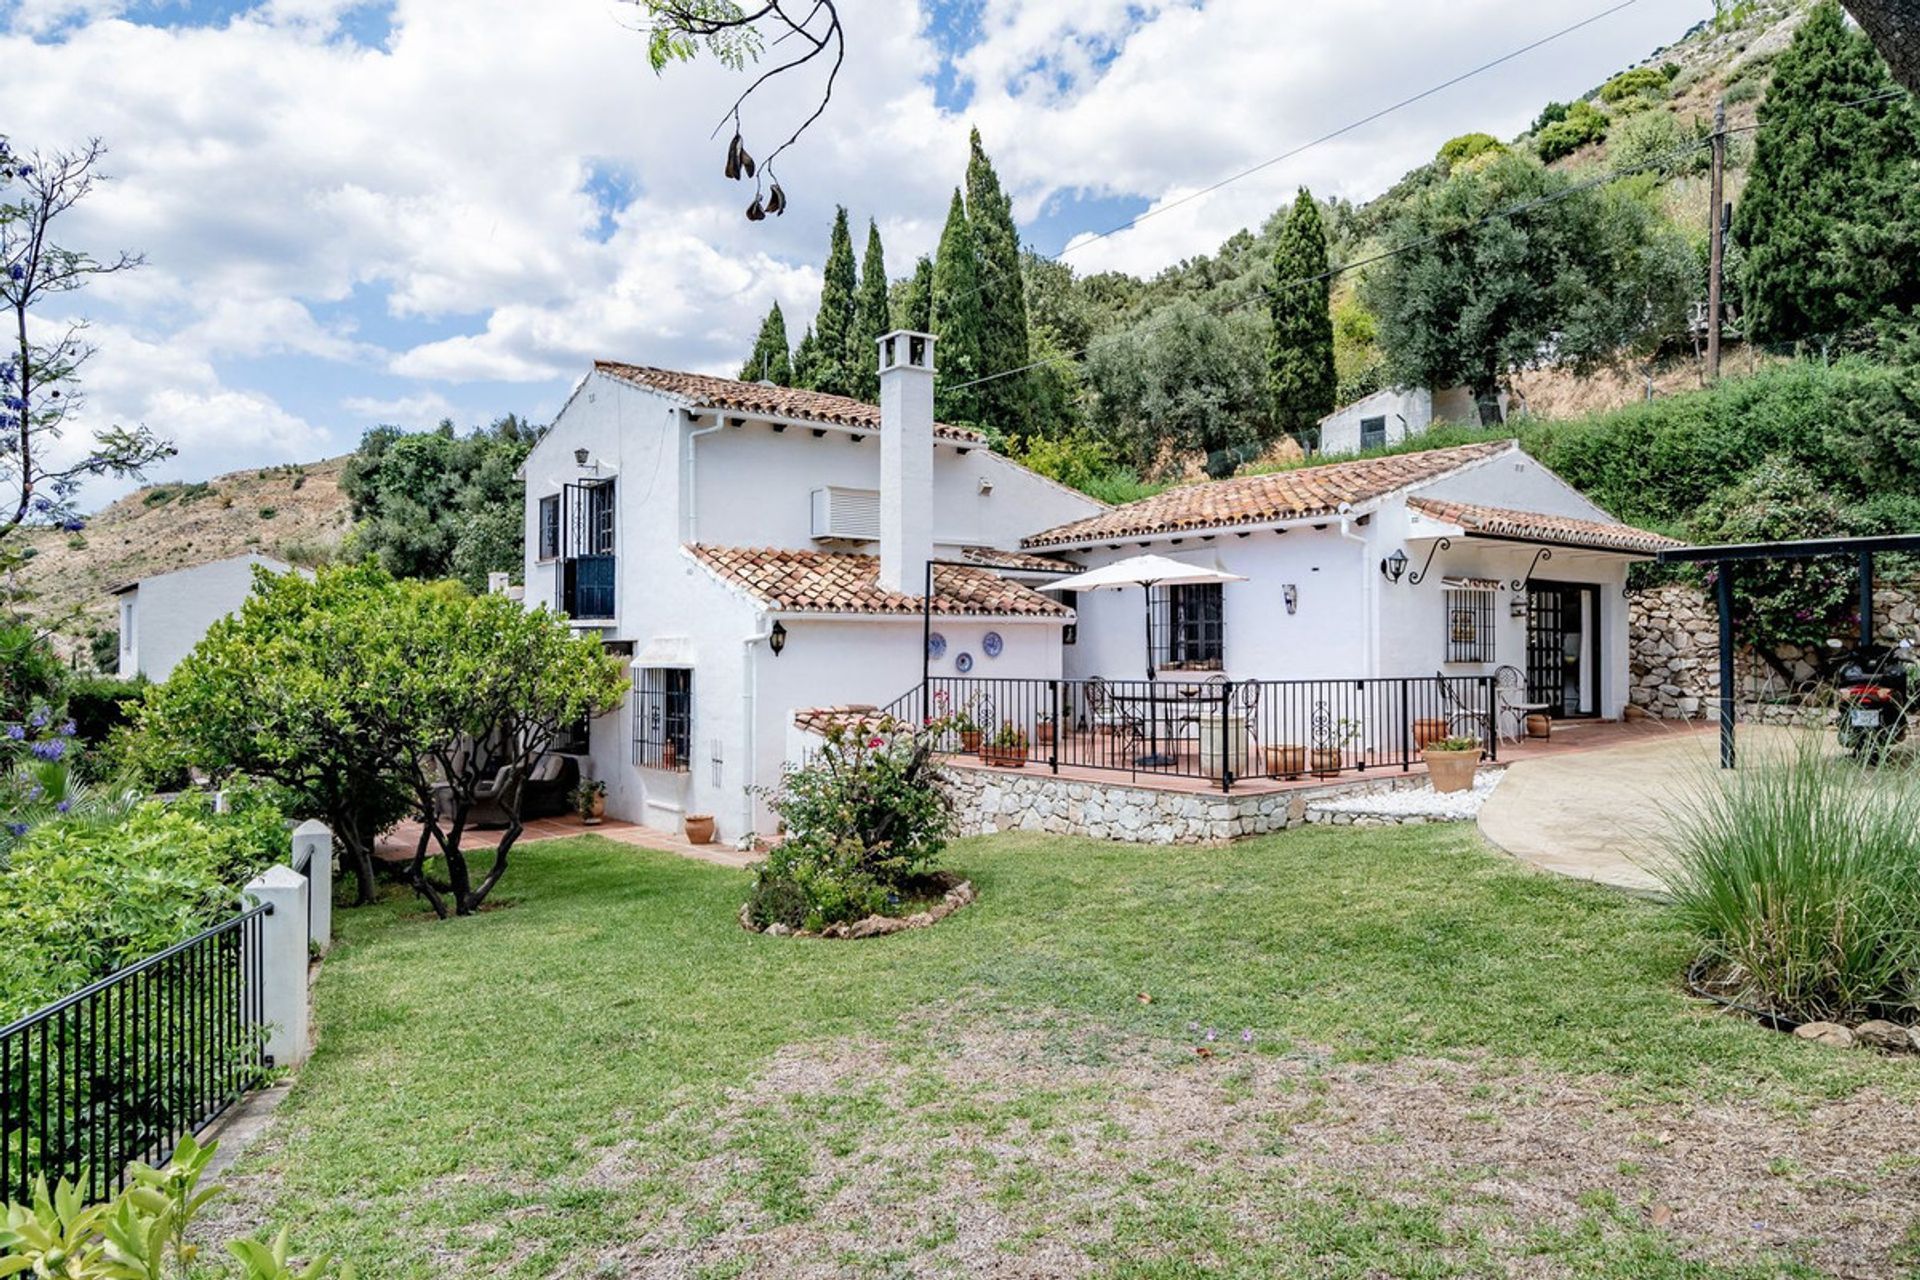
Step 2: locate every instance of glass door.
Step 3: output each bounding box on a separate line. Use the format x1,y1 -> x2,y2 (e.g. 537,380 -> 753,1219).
1526,583 -> 1600,718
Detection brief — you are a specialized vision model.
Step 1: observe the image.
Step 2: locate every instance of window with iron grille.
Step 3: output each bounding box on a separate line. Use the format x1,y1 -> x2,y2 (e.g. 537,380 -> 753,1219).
1444,588 -> 1496,663
1152,583 -> 1224,669
1360,415 -> 1387,449
633,668 -> 691,771
537,495 -> 560,560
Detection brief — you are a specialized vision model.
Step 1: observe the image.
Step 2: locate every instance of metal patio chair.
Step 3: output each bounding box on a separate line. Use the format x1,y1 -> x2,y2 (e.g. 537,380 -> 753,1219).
1493,664 -> 1550,743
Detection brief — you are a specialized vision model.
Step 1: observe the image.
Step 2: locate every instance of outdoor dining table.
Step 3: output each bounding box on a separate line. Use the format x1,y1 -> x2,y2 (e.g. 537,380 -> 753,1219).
1109,685 -> 1215,768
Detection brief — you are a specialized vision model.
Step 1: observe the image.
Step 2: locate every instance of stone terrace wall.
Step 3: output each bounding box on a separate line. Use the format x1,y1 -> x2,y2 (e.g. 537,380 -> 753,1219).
1629,582 -> 1920,721
943,765 -> 1448,845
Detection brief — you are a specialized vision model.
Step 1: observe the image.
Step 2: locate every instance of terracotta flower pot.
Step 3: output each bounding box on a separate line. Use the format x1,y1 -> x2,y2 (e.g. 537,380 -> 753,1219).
1412,718 -> 1449,749
959,730 -> 983,754
1526,713 -> 1553,739
981,743 -> 1028,768
684,813 -> 715,844
1310,748 -> 1344,777
1036,722 -> 1055,746
1265,744 -> 1307,779
1423,746 -> 1481,794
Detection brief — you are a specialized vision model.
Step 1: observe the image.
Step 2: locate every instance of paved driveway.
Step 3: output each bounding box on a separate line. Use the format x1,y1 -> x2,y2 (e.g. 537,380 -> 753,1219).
1477,722 -> 1818,894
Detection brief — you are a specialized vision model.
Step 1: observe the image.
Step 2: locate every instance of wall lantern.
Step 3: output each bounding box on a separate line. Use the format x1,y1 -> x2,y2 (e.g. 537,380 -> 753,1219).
1282,584 -> 1299,616
1380,549 -> 1409,584
573,447 -> 590,466
768,620 -> 787,656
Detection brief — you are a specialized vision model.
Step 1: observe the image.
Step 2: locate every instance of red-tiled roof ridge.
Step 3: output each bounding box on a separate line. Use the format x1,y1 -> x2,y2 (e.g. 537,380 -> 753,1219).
685,544 -> 1073,618
1021,440 -> 1516,548
595,362 -> 987,444
1406,497 -> 1683,555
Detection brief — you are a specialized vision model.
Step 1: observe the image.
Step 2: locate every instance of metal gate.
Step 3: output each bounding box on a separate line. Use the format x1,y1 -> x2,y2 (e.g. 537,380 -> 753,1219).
1526,587 -> 1566,715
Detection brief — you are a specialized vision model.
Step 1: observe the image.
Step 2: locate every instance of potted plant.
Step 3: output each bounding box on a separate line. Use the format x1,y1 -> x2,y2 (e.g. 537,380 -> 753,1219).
684,812 -> 716,844
661,738 -> 679,770
1422,735 -> 1483,794
1311,718 -> 1361,777
1412,718 -> 1449,749
1265,742 -> 1307,780
981,720 -> 1029,768
1035,712 -> 1056,747
572,778 -> 606,826
951,709 -> 983,754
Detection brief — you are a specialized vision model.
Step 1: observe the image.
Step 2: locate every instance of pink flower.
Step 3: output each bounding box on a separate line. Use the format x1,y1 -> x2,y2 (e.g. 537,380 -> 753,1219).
868,736 -> 884,748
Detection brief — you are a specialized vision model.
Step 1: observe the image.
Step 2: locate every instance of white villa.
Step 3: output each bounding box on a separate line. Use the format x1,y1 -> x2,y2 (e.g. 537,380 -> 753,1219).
111,553 -> 295,681
522,333 -> 1676,847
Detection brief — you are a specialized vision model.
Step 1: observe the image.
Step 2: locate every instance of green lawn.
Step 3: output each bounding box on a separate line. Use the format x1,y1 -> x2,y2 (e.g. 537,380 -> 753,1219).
211,824 -> 1920,1278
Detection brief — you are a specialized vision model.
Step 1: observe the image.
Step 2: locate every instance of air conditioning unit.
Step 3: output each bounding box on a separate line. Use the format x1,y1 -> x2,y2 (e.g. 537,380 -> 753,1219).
810,486 -> 881,541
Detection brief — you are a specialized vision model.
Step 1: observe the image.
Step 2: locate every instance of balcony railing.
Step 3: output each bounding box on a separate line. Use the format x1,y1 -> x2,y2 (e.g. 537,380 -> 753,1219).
559,555 -> 616,621
890,674 -> 1500,793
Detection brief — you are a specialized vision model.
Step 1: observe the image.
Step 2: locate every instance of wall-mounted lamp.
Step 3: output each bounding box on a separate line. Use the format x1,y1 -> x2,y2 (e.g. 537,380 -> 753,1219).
573,447 -> 591,467
1380,549 -> 1409,584
1282,584 -> 1299,616
768,620 -> 787,656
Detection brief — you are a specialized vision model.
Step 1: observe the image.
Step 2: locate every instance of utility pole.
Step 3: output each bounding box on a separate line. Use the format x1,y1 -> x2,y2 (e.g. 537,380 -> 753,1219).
1706,97 -> 1727,382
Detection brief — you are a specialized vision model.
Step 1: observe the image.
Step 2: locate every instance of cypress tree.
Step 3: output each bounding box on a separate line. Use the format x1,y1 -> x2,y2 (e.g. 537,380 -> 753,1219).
848,219 -> 890,401
930,189 -> 987,427
809,206 -> 859,395
1266,188 -> 1337,443
791,325 -> 821,390
964,128 -> 1033,442
1734,1 -> 1920,343
893,255 -> 934,332
739,302 -> 793,385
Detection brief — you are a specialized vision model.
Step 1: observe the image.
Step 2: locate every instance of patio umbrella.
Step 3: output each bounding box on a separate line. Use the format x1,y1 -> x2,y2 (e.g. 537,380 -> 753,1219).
1038,553 -> 1247,680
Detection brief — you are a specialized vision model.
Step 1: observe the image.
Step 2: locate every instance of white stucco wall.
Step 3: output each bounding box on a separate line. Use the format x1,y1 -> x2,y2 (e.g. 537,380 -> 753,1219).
1316,385 -> 1506,456
116,553 -> 294,681
519,371 -> 1099,847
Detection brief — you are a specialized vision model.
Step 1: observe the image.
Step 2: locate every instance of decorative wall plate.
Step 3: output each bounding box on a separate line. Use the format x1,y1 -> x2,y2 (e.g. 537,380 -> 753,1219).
955,651 -> 974,674
982,631 -> 1004,659
927,632 -> 947,659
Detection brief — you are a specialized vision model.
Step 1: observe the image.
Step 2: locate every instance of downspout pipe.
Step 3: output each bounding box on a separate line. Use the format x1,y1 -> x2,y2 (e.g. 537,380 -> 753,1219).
738,613 -> 775,850
1335,504 -> 1376,675
682,409 -> 725,544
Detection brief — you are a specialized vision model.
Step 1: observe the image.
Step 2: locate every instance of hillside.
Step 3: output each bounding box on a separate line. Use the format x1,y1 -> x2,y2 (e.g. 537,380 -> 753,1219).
13,457 -> 354,660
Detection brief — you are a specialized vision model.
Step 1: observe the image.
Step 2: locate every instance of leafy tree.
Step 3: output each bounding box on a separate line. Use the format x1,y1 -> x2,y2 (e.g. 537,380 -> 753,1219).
739,301 -> 792,383
1734,1 -> 1920,344
340,414 -> 539,589
848,218 -> 889,400
1084,300 -> 1274,476
791,324 -> 821,388
891,254 -> 933,332
1534,101 -> 1609,162
965,129 -> 1033,443
1266,188 -> 1336,444
1599,67 -> 1670,105
0,140 -> 172,550
930,189 -> 986,426
396,589 -> 627,919
1363,151 -> 1691,423
806,205 -> 858,395
142,563 -> 418,905
1437,133 -> 1505,171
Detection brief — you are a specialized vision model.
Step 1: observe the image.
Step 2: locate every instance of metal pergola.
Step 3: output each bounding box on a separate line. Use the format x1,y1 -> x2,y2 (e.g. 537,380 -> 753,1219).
1655,534 -> 1920,767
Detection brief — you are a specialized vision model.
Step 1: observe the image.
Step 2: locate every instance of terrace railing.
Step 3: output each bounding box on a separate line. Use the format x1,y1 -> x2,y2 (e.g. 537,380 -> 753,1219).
0,904 -> 272,1204
900,674 -> 1498,793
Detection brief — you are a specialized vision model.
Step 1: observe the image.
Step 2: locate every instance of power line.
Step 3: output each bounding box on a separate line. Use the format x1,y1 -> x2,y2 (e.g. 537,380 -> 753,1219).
1052,0 -> 1648,260
942,86 -> 1913,395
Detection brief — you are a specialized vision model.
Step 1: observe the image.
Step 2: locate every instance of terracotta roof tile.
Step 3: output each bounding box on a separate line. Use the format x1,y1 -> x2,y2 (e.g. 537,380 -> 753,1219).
792,705 -> 886,736
959,545 -> 1078,573
688,545 -> 1072,618
1021,441 -> 1515,548
596,362 -> 987,444
1407,497 -> 1682,555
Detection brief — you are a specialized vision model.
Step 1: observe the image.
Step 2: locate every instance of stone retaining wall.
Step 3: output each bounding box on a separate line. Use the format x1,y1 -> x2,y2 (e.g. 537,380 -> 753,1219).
943,765 -> 1445,845
1629,582 -> 1919,722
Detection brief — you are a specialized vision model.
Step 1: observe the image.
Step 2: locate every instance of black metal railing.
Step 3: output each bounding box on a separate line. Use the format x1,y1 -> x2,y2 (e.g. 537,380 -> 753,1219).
632,673 -> 692,771
0,904 -> 271,1204
911,674 -> 1499,793
560,554 -> 616,620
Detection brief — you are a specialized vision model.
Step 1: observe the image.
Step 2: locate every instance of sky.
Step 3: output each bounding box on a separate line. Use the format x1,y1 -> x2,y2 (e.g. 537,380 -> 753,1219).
0,0 -> 1715,506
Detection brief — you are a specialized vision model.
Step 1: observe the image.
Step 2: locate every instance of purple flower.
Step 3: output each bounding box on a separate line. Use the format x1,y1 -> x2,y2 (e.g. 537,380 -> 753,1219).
1240,1029 -> 1253,1044
6,823 -> 25,837
5,725 -> 23,741
1204,1028 -> 1217,1043
30,739 -> 65,762
54,800 -> 70,814
6,265 -> 20,280
59,720 -> 75,737
27,709 -> 46,729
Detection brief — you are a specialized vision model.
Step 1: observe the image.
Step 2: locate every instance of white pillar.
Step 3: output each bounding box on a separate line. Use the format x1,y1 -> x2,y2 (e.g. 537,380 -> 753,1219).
878,331 -> 937,595
291,819 -> 334,953
242,865 -> 311,1069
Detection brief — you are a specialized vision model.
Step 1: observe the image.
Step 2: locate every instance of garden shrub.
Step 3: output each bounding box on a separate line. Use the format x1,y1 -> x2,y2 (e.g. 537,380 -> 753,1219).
1664,743 -> 1920,1024
0,787 -> 287,1021
750,716 -> 955,931
63,674 -> 145,750
1600,67 -> 1671,105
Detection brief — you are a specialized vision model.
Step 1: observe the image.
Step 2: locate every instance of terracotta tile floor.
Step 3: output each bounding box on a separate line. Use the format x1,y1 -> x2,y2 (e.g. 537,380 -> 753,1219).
376,814 -> 759,870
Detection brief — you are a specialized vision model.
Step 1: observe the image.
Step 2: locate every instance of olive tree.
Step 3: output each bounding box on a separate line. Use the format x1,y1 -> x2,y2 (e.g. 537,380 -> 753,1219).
397,590 -> 627,919
142,562 -> 417,905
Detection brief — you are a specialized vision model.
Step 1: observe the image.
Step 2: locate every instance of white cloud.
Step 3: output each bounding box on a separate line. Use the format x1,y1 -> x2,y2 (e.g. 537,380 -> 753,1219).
0,0 -> 1715,503
340,389 -> 457,427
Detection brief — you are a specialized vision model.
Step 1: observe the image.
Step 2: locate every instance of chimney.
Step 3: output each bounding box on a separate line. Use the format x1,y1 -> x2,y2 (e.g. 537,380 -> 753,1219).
877,330 -> 936,594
